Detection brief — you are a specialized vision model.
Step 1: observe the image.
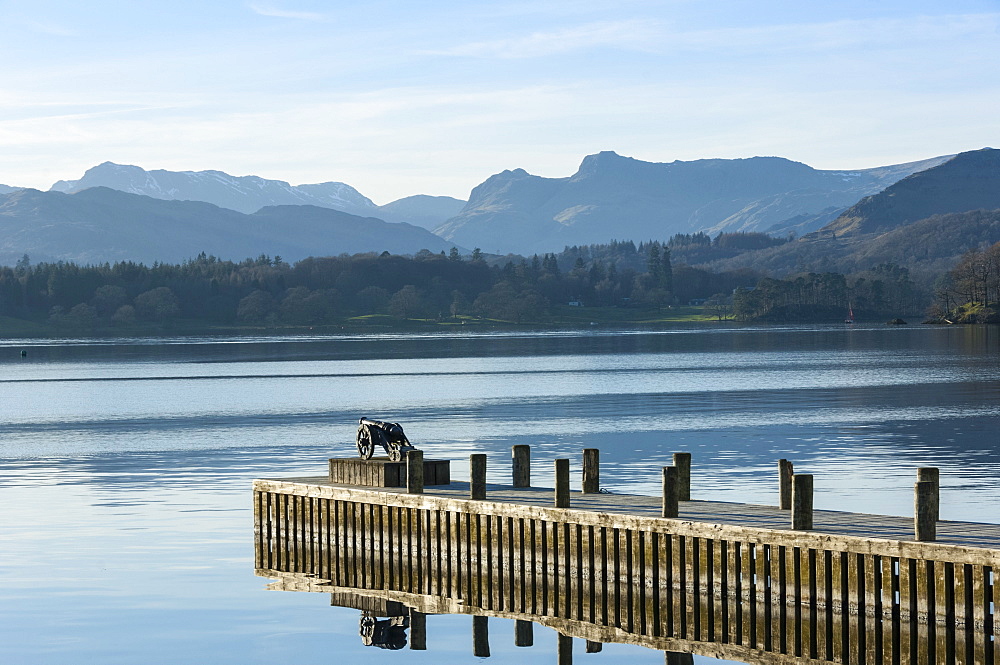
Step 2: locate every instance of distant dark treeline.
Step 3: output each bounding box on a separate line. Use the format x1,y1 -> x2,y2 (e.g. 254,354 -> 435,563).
0,241 -> 763,328
732,264 -> 923,321
931,241 -> 1000,323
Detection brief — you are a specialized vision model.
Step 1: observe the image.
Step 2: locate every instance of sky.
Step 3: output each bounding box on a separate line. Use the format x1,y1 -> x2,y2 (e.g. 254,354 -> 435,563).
1,0 -> 998,204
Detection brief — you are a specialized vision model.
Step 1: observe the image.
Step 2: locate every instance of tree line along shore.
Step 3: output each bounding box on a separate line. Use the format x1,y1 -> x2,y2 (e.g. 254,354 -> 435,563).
1,235 -> 996,337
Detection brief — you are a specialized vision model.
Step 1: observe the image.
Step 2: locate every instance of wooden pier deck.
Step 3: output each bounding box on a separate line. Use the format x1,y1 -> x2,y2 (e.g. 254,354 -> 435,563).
254,455 -> 1000,664
260,475 -> 1000,553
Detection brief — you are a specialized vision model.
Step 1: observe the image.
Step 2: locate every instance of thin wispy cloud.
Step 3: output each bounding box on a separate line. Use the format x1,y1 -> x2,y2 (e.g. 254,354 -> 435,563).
248,3 -> 327,22
23,20 -> 76,37
664,12 -> 1000,54
430,19 -> 664,58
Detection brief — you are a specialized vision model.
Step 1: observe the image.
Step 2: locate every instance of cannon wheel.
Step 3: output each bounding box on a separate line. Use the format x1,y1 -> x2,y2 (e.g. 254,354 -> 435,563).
357,427 -> 375,459
388,446 -> 402,462
359,613 -> 376,639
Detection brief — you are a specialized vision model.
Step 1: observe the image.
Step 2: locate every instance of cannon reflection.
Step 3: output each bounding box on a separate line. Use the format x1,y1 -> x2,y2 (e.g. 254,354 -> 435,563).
360,611 -> 409,650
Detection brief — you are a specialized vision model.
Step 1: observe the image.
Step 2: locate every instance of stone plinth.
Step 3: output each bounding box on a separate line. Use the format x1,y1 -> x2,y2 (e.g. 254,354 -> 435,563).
328,457 -> 450,487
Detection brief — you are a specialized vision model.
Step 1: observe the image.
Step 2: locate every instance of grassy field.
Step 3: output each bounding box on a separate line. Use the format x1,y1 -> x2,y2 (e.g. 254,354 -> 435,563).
0,306 -> 725,339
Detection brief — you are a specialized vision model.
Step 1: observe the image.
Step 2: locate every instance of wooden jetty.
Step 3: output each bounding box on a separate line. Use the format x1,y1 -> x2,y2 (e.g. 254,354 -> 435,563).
254,450 -> 1000,664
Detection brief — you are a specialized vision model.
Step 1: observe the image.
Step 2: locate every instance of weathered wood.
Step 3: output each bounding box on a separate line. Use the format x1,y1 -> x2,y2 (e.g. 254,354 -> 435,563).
514,619 -> 533,646
778,459 -> 793,511
410,610 -> 427,650
918,466 -> 940,523
915,480 -> 937,542
673,452 -> 691,501
583,448 -> 600,494
662,466 -> 679,518
512,445 -> 531,488
470,454 -> 487,500
791,474 -> 813,531
557,633 -> 573,665
329,457 -> 450,488
473,615 -> 490,657
256,460 -> 1000,665
555,458 -> 571,508
407,450 -> 424,494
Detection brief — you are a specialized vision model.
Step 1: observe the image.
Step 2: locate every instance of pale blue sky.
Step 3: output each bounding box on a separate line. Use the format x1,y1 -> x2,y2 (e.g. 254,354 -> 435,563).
1,0 -> 998,203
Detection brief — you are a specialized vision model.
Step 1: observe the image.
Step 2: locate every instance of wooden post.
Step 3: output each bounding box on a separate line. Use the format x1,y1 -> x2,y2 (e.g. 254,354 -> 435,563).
557,633 -> 573,665
473,615 -> 490,657
407,450 -> 424,494
514,619 -> 533,647
582,448 -> 600,494
512,445 -> 531,488
791,474 -> 813,530
915,480 -> 937,542
917,467 -> 939,523
673,452 -> 691,501
779,459 -> 794,510
662,466 -> 679,518
585,640 -> 603,653
665,652 -> 694,664
409,610 -> 427,650
555,458 -> 571,508
470,454 -> 487,500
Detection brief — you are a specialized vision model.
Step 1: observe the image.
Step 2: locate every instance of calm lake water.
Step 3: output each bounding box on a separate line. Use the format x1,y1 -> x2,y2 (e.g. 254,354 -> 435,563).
1,324 -> 998,664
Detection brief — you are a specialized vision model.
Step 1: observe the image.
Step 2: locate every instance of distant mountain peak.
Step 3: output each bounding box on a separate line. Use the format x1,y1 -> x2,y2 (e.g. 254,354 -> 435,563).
823,147 -> 1000,236
49,162 -> 377,215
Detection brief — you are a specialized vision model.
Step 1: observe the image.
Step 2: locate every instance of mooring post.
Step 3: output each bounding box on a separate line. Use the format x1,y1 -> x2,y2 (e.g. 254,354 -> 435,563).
582,448 -> 600,494
673,452 -> 691,500
585,640 -> 603,653
473,615 -> 490,657
779,458 -> 794,510
555,458 -> 571,508
557,633 -> 573,665
409,610 -> 427,650
915,480 -> 937,541
917,467 -> 940,523
470,454 -> 487,500
512,445 -> 531,488
662,466 -> 679,518
407,449 -> 424,494
791,473 -> 813,530
514,619 -> 533,647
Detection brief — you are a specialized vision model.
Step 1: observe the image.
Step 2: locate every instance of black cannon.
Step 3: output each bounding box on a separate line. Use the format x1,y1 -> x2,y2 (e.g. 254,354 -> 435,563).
356,418 -> 417,462
359,611 -> 409,650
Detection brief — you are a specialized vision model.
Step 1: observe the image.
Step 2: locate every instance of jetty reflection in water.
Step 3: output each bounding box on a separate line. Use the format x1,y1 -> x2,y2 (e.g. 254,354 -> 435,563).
259,563 -> 991,665
254,484 -> 1000,664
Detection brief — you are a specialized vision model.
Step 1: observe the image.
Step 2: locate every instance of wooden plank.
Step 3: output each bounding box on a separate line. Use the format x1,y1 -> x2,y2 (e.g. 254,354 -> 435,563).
970,564 -> 986,665
817,549 -> 832,662
733,540 -> 743,646
664,531 -> 675,638
775,544 -> 786,655
596,524 -> 608,627
691,536 -> 702,641
880,556 -> 896,665
757,542 -> 770,652
578,522 -> 588,624
706,538 -> 717,644
253,478 -> 1000,570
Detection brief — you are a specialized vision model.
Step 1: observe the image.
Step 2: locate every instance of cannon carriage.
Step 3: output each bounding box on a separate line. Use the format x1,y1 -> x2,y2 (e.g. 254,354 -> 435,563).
356,418 -> 416,462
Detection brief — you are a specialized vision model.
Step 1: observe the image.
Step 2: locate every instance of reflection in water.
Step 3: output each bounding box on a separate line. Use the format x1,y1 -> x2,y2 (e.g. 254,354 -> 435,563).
256,479 -> 1000,665
3,326 -> 999,663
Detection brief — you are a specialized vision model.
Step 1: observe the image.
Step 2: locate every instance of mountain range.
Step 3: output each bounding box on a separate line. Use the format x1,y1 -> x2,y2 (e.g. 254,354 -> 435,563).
2,148 -> 997,271
705,148 -> 1000,280
433,151 -> 951,254
49,162 -> 465,230
0,187 -> 455,266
